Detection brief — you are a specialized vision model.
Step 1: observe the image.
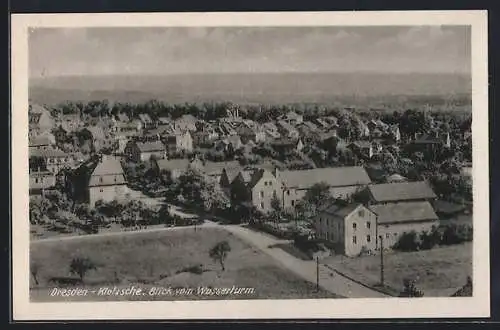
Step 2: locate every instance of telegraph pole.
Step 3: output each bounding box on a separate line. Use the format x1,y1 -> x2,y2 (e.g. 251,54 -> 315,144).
316,256 -> 320,292
379,235 -> 385,286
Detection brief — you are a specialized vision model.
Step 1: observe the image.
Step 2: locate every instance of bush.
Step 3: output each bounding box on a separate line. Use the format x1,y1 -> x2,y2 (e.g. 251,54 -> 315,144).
393,231 -> 420,252
441,223 -> 472,245
419,227 -> 441,250
177,264 -> 204,275
399,278 -> 424,297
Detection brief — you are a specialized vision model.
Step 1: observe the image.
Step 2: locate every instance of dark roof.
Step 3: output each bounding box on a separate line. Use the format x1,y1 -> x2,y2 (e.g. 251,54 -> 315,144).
368,181 -> 437,203
369,201 -> 438,224
322,203 -> 366,218
277,120 -> 297,133
155,158 -> 190,172
204,161 -> 241,176
136,141 -> 165,153
278,166 -> 371,189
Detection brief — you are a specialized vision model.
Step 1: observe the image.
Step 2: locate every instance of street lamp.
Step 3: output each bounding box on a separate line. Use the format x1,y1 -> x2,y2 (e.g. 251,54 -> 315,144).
379,235 -> 384,286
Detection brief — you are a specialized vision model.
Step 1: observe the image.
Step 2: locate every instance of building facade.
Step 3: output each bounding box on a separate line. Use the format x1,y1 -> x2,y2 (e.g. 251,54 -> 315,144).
87,155 -> 127,206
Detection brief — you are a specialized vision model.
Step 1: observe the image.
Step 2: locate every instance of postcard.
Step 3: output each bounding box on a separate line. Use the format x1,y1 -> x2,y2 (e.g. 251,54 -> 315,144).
11,10 -> 489,320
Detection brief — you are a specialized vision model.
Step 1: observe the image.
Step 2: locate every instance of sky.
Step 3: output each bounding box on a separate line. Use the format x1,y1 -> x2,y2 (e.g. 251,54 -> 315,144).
28,26 -> 471,78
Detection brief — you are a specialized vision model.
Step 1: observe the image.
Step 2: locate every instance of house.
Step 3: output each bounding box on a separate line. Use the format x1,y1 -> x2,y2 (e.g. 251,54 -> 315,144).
277,120 -> 300,139
409,131 -> 451,151
87,126 -> 116,152
363,181 -> 437,205
87,155 -> 127,206
29,170 -> 57,195
348,141 -> 376,159
235,124 -> 266,144
262,122 -> 281,139
230,168 -> 283,213
164,131 -> 193,153
152,157 -> 204,180
277,166 -> 372,210
192,130 -> 219,146
315,200 -> 439,257
116,113 -> 130,122
279,111 -> 303,125
270,138 -> 304,154
29,148 -> 75,174
29,133 -> 55,151
29,104 -> 54,138
138,113 -> 155,129
314,118 -> 330,129
125,140 -> 166,162
315,203 -> 377,257
59,113 -> 83,132
297,121 -> 319,136
215,135 -> 243,153
96,116 -> 118,134
324,116 -> 339,127
116,121 -> 141,138
203,160 -> 242,185
368,201 -> 439,249
174,114 -> 198,132
389,124 -> 401,142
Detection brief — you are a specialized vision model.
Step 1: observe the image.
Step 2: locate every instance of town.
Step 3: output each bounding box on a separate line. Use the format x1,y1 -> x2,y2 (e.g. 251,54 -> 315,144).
29,98 -> 473,299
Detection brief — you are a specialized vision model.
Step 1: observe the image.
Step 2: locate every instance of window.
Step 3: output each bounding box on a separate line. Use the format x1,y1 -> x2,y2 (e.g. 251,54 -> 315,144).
34,178 -> 39,183
352,222 -> 357,230
291,200 -> 295,207
353,236 -> 357,244
114,176 -> 117,182
260,191 -> 264,198
358,209 -> 365,217
264,182 -> 268,186
100,188 -> 103,192
287,190 -> 290,196
269,181 -> 273,186
394,233 -> 398,237
367,235 -> 371,242
366,221 -> 371,229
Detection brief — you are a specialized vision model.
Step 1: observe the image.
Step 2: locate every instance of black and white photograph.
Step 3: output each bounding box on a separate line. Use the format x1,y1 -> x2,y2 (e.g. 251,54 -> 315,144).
11,11 -> 489,320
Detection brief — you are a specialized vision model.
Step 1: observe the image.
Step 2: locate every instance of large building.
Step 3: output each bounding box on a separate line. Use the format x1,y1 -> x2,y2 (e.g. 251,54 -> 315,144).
29,147 -> 74,174
362,181 -> 437,205
277,166 -> 372,209
87,155 -> 127,206
164,131 -> 193,153
314,200 -> 439,257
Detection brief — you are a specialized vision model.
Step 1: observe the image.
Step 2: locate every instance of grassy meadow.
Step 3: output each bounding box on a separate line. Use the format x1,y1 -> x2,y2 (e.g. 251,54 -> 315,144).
30,228 -> 339,301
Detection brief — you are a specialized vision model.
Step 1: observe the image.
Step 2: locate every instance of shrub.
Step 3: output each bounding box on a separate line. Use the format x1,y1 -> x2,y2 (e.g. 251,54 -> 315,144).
419,227 -> 441,250
440,223 -> 472,245
177,264 -> 204,275
393,231 -> 420,252
399,278 -> 424,297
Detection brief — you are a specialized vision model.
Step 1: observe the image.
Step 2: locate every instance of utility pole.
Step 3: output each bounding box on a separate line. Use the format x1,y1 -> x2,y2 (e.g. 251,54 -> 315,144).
316,256 -> 320,292
379,235 -> 385,286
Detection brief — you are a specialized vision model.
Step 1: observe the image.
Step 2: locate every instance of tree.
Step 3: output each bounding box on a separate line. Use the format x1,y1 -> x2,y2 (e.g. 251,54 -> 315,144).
209,241 -> 231,271
69,257 -> 97,282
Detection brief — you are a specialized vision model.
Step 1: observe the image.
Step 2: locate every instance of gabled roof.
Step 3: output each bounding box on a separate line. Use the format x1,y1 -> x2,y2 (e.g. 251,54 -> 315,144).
368,201 -> 438,224
155,158 -> 190,172
322,203 -> 367,218
277,120 -> 298,133
89,156 -> 126,187
116,113 -> 130,122
204,161 -> 241,176
367,181 -> 437,203
302,121 -> 318,131
138,113 -> 153,123
136,141 -> 165,153
279,166 -> 371,189
281,111 -> 302,121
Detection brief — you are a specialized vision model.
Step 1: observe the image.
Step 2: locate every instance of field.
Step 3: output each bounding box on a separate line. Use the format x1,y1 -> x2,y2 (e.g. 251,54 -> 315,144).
30,228 -> 339,301
323,243 -> 472,297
